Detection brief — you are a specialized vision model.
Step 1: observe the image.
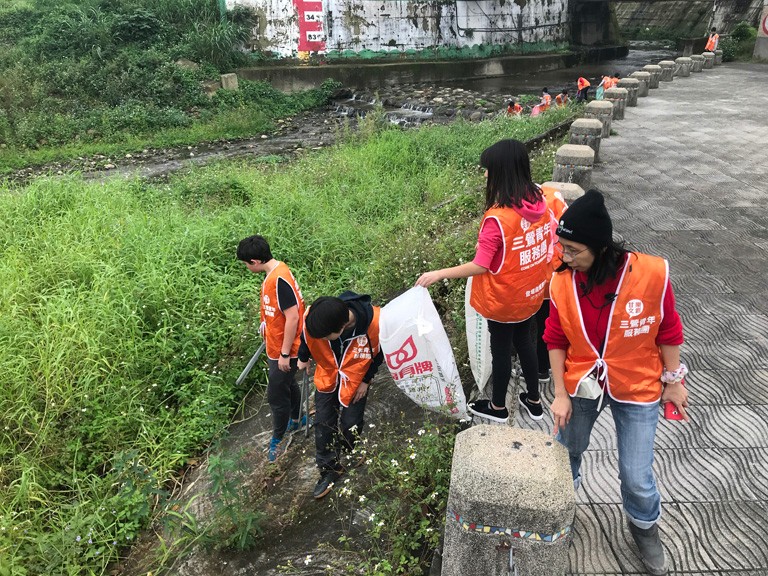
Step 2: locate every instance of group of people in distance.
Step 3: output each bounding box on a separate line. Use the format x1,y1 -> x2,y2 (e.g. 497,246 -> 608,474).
507,86 -> 570,117
239,137 -> 689,575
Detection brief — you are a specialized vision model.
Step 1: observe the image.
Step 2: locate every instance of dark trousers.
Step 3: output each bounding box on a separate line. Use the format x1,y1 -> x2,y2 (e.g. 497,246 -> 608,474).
576,87 -> 589,102
488,317 -> 539,407
534,300 -> 551,374
314,387 -> 367,472
267,358 -> 301,441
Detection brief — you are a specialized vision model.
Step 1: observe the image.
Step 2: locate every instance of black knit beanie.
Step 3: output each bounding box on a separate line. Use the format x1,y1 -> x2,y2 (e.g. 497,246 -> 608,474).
556,189 -> 613,248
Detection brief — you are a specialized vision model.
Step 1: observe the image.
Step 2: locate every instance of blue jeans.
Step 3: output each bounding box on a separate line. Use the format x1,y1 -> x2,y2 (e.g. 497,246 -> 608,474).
556,395 -> 661,529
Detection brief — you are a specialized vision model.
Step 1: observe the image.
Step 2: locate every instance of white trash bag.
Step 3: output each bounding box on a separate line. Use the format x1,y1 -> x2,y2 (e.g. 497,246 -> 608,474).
465,276 -> 492,392
380,286 -> 469,420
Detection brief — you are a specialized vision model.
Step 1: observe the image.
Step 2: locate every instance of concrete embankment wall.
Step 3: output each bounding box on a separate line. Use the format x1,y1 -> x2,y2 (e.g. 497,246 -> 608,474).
228,0 -> 569,58
616,0 -> 764,38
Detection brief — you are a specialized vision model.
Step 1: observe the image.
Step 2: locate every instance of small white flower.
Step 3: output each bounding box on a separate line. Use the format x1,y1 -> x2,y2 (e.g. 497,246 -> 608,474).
304,555 -> 312,565
410,453 -> 417,460
358,495 -> 366,503
417,429 -> 426,436
390,459 -> 399,467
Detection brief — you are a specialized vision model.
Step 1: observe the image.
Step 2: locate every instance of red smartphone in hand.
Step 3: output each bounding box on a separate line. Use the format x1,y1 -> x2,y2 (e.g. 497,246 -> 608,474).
663,379 -> 685,421
664,401 -> 684,420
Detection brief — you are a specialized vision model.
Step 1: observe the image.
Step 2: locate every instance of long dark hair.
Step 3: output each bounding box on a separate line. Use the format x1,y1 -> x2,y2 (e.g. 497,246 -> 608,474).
480,139 -> 542,211
556,240 -> 631,294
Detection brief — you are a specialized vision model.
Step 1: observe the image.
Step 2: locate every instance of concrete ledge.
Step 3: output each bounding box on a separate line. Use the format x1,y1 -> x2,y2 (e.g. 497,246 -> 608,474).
238,52 -> 578,92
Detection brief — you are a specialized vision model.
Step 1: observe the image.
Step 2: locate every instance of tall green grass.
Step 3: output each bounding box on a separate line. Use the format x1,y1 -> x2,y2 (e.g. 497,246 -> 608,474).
0,107 -> 576,574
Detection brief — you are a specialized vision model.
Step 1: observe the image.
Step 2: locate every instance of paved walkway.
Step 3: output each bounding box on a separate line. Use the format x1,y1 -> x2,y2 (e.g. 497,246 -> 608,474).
523,62 -> 768,575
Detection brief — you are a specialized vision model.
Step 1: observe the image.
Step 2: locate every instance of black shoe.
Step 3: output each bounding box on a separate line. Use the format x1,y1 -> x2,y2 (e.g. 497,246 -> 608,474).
468,399 -> 509,423
313,468 -> 344,500
519,393 -> 544,421
538,370 -> 551,384
628,522 -> 668,575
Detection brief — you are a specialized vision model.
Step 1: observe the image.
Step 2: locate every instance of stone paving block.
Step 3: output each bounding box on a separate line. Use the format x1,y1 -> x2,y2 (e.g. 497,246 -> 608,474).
566,505 -> 624,574
681,369 -> 753,406
593,502 -> 724,573
665,501 -> 768,570
666,404 -> 768,449
668,273 -> 734,294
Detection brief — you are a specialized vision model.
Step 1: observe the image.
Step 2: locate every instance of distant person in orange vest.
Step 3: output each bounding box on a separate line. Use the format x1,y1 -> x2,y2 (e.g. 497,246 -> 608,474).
298,292 -> 383,499
576,77 -> 591,102
237,235 -> 306,462
555,89 -> 569,107
705,27 -> 719,51
417,139 -> 562,423
507,99 -> 523,116
545,189 -> 687,576
540,87 -> 552,110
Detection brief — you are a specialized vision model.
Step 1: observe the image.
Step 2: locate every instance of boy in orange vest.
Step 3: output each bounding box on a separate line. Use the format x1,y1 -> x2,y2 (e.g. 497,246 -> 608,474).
237,235 -> 306,462
507,99 -> 523,116
298,292 -> 383,499
555,89 -> 569,107
705,27 -> 719,51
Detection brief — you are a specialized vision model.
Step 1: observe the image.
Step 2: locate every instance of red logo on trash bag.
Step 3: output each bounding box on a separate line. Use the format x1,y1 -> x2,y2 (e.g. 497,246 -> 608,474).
386,335 -> 418,370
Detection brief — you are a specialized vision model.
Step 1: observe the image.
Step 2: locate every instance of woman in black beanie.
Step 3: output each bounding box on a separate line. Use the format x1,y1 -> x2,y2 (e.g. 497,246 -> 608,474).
544,189 -> 688,576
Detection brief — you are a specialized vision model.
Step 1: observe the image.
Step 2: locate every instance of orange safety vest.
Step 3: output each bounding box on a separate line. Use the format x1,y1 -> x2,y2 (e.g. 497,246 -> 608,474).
539,185 -> 568,298
705,33 -> 719,51
507,103 -> 523,116
541,93 -> 552,110
304,307 -> 381,407
577,77 -> 590,91
602,76 -> 614,90
549,253 -> 669,404
260,262 -> 305,360
555,94 -> 568,107
470,205 -> 550,323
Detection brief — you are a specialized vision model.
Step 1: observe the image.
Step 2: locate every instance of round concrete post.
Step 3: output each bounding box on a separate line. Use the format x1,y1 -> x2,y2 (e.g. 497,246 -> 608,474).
553,144 -> 595,191
569,118 -> 603,162
616,78 -> 640,107
629,71 -> 650,97
675,56 -> 692,77
658,60 -> 675,82
603,87 -> 628,120
442,425 -> 575,576
584,100 -> 613,139
643,64 -> 662,88
703,51 -> 715,69
714,49 -> 723,65
690,54 -> 705,72
541,182 -> 585,203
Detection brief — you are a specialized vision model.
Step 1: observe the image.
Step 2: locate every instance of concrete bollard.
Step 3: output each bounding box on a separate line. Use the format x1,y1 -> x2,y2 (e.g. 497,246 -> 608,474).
553,144 -> 595,190
658,61 -> 676,82
442,425 -> 575,576
629,71 -> 651,97
690,54 -> 705,72
584,100 -> 613,139
675,56 -> 692,77
616,78 -> 640,107
643,64 -> 662,88
703,52 -> 715,69
220,73 -> 240,90
603,87 -> 628,120
541,182 -> 585,202
569,118 -> 603,162
714,49 -> 723,65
